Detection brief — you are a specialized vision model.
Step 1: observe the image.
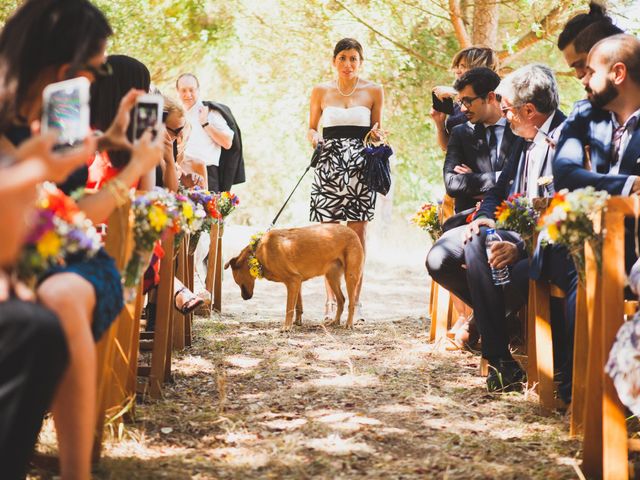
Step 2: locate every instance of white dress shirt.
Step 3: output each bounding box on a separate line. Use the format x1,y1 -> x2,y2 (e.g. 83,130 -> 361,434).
524,112 -> 557,200
185,100 -> 234,167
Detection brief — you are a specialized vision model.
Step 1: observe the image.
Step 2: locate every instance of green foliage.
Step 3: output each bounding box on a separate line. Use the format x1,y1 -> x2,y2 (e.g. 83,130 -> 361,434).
0,0 -> 631,227
95,0 -> 233,83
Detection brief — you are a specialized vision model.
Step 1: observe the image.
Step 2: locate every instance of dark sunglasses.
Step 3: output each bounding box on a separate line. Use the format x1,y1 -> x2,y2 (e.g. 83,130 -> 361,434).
166,125 -> 185,136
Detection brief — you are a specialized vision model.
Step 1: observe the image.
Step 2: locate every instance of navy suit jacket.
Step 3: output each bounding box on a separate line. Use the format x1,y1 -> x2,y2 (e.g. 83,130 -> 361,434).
477,110 -> 566,220
443,121 -> 518,213
553,100 -> 640,193
553,100 -> 640,273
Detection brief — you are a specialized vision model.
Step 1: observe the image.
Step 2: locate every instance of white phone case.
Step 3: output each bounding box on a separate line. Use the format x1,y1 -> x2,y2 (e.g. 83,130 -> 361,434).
133,94 -> 164,143
41,77 -> 91,148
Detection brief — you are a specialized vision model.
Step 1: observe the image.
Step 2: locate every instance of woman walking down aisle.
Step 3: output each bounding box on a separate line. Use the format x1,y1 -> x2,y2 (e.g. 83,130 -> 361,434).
308,38 -> 384,323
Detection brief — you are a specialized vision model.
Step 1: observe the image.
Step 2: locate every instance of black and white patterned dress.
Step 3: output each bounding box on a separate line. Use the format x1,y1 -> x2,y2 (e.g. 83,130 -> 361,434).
310,106 -> 376,222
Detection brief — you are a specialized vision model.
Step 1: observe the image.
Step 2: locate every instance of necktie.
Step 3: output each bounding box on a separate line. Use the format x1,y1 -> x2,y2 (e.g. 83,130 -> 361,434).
610,116 -> 639,170
520,141 -> 535,197
487,125 -> 498,170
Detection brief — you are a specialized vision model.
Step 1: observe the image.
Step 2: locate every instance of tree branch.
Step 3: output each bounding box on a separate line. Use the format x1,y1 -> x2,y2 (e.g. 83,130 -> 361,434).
498,0 -> 574,64
449,0 -> 471,49
333,0 -> 449,70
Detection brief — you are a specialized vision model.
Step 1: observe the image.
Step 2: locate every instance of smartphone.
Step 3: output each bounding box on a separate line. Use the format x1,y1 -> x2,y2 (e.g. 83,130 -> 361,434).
432,91 -> 455,116
133,94 -> 164,143
42,77 -> 90,150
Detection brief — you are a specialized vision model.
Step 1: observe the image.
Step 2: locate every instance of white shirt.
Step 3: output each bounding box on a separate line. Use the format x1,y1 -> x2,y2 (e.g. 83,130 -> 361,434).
524,112 -> 557,200
185,100 -> 234,167
472,116 -> 507,181
610,108 -> 640,196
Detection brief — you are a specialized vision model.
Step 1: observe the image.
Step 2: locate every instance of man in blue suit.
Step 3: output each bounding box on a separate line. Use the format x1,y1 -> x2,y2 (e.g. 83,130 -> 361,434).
428,65 -> 565,393
554,34 -> 640,271
552,34 -> 640,402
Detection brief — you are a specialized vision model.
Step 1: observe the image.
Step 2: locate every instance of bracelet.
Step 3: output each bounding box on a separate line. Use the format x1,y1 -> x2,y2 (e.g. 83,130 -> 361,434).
201,122 -> 209,129
104,178 -> 130,208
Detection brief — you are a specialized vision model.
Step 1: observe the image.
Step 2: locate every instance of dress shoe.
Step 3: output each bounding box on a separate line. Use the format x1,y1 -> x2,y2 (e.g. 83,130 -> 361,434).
486,358 -> 526,393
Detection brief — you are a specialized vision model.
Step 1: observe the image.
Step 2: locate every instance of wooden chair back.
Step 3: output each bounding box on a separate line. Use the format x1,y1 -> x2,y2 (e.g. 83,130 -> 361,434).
579,196 -> 640,480
205,223 -> 224,314
93,198 -> 135,461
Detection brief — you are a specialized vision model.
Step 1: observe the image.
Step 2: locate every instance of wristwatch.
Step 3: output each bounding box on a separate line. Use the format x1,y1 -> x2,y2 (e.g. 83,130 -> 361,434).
201,122 -> 209,129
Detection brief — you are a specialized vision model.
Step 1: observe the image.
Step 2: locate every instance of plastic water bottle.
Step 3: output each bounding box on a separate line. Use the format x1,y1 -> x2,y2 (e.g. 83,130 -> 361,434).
486,228 -> 510,286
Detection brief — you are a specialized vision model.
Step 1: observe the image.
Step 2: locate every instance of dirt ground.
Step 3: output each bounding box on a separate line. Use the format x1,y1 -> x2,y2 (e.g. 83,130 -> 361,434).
30,223 -> 584,479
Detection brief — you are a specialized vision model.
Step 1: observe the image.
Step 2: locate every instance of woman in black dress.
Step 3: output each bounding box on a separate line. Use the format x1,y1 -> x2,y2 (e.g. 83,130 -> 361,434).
308,38 -> 384,322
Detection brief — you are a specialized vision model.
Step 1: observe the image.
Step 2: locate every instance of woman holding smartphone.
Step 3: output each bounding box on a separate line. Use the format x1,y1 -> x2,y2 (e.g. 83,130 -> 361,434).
0,3 -> 162,479
308,38 -> 384,322
430,47 -> 499,152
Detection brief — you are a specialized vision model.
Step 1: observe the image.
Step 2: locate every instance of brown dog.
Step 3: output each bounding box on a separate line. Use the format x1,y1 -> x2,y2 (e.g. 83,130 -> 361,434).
225,224 -> 364,331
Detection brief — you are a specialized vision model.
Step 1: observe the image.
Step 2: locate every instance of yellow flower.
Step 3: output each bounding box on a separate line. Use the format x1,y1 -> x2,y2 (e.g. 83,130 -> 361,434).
497,209 -> 510,224
547,223 -> 559,241
149,205 -> 168,232
37,230 -> 62,258
182,202 -> 194,220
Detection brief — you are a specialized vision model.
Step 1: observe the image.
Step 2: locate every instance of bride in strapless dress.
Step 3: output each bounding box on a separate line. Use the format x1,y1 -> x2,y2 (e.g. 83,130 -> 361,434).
307,37 -> 385,322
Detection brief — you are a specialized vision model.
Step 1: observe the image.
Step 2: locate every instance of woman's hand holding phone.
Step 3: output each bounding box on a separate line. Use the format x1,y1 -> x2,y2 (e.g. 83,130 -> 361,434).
130,128 -> 164,177
98,89 -> 145,152
16,129 -> 96,183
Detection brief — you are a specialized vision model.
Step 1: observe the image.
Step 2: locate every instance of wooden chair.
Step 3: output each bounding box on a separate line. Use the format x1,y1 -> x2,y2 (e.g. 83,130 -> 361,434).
172,235 -> 189,350
93,198 -> 135,461
579,197 -> 640,479
205,222 -> 224,314
137,232 -> 176,399
428,281 -> 454,344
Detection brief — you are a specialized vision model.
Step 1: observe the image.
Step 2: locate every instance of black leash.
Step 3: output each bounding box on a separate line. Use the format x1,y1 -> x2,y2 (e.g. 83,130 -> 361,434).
269,142 -> 324,228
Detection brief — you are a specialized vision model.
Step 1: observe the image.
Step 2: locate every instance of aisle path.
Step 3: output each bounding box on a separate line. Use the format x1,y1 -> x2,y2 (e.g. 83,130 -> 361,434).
93,229 -> 579,480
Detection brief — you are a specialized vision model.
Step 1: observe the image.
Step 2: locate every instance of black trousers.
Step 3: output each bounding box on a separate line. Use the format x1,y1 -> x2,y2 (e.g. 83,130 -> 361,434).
0,299 -> 68,480
206,164 -> 220,193
426,225 -> 529,360
427,225 -> 576,381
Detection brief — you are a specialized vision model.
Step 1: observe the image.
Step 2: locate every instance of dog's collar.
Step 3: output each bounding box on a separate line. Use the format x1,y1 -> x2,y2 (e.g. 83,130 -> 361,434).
248,232 -> 264,279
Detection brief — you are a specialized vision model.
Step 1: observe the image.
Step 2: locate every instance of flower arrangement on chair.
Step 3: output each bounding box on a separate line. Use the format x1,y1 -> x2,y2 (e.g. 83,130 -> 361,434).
537,186 -> 609,281
172,192 -> 206,254
495,193 -> 539,254
17,182 -> 101,286
217,191 -> 240,221
411,202 -> 442,242
124,187 -> 181,288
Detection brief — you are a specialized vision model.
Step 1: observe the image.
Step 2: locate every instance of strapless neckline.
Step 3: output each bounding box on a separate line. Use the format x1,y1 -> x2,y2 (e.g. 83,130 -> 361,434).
324,105 -> 371,112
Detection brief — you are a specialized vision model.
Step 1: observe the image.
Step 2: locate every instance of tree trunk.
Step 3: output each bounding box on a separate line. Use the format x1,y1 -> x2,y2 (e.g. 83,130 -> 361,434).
472,0 -> 499,48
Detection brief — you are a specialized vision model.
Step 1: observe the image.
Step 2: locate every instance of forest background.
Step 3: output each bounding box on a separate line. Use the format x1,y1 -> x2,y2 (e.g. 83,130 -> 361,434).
2,0 -> 640,228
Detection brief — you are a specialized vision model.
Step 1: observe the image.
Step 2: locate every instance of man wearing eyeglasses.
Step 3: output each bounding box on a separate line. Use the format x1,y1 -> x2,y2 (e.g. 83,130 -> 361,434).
461,64 -> 570,396
442,67 -> 520,214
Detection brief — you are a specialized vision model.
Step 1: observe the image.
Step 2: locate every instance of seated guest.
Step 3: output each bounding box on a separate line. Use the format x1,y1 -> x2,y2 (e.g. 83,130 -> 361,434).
554,34 -> 640,272
161,96 -> 206,191
557,2 -> 614,79
443,67 -> 518,214
88,54 -> 157,191
431,47 -> 499,342
0,2 -> 163,478
0,135 -> 89,479
432,68 -> 522,345
428,64 -> 565,393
